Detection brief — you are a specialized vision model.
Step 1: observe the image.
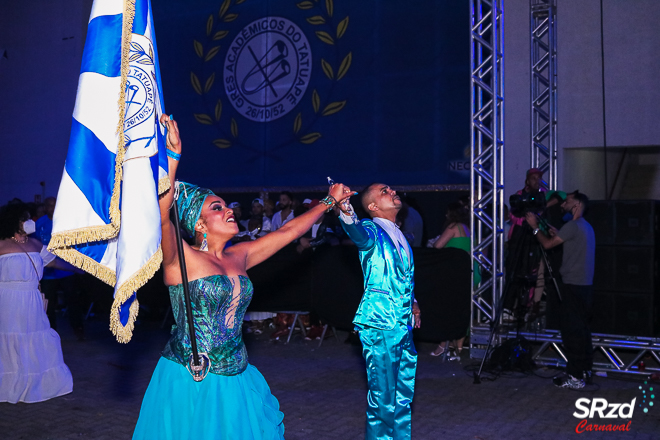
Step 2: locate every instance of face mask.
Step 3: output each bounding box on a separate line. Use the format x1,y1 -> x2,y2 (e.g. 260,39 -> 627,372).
562,212 -> 573,222
22,219 -> 36,235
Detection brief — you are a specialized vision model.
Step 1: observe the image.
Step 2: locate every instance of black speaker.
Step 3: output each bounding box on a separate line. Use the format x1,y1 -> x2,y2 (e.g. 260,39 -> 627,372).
593,247 -> 615,291
613,247 -> 656,293
614,201 -> 659,246
587,201 -> 659,337
593,246 -> 656,293
586,200 -> 658,246
591,291 -> 615,334
586,201 -> 615,246
593,291 -> 659,337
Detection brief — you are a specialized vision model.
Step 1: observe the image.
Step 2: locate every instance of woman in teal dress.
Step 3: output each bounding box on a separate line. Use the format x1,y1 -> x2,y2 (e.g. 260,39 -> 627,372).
429,202 -> 479,358
132,115 -> 353,440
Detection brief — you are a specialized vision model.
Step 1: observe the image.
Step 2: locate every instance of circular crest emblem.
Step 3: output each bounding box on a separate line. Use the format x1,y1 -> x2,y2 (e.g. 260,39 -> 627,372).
125,65 -> 156,130
223,17 -> 312,123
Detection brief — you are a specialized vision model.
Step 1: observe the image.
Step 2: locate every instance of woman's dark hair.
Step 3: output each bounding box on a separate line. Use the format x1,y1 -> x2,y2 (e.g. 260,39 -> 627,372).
0,203 -> 30,239
444,202 -> 469,229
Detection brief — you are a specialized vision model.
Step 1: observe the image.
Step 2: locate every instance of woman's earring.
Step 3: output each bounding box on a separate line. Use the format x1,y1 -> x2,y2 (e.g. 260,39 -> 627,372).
200,233 -> 208,251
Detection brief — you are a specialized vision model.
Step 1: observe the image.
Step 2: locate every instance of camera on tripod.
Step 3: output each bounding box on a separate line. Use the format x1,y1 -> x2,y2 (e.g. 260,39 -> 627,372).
509,190 -> 546,217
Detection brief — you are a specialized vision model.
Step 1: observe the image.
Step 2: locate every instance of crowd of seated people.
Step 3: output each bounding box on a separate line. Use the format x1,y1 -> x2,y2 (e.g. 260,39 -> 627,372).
228,189 -> 436,341
6,189 -> 468,349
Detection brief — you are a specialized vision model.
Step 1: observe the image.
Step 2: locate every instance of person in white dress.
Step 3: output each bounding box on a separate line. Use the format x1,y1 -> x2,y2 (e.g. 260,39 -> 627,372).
0,202 -> 75,403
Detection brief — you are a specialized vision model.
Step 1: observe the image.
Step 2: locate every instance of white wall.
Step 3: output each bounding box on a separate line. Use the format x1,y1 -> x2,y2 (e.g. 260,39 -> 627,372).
503,0 -> 531,198
503,0 -> 660,200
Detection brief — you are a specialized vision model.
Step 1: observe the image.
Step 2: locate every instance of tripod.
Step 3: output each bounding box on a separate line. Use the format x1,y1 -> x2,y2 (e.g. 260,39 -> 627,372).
474,218 -> 562,384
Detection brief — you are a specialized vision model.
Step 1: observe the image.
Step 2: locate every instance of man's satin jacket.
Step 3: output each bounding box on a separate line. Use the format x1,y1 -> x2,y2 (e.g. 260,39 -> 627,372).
341,217 -> 415,330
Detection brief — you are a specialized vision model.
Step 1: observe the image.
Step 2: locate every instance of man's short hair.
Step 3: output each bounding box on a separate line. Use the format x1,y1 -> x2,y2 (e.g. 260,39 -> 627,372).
360,183 -> 380,213
569,190 -> 589,213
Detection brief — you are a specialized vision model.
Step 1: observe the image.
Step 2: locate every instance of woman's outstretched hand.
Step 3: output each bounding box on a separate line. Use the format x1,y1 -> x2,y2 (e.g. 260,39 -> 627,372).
328,184 -> 356,212
160,114 -> 181,155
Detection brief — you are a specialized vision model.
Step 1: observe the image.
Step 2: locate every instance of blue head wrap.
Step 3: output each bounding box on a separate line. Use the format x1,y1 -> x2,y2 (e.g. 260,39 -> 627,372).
175,181 -> 216,237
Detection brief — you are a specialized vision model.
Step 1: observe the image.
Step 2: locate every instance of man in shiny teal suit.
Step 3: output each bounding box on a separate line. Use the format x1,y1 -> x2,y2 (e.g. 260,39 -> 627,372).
338,183 -> 421,440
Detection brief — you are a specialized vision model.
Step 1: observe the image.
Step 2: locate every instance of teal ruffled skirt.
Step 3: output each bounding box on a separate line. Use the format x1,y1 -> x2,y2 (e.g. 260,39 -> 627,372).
133,358 -> 284,440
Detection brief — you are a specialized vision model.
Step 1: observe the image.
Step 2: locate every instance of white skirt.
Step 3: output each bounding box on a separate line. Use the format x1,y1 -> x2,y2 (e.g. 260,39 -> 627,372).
0,281 -> 73,403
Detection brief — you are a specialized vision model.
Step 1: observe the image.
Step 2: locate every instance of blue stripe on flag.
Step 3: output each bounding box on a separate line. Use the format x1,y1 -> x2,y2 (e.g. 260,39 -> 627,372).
81,14 -> 123,77
133,0 -> 149,35
157,127 -> 168,175
150,147 -> 159,185
65,118 -> 115,224
74,240 -> 109,263
149,7 -> 166,116
120,294 -> 136,326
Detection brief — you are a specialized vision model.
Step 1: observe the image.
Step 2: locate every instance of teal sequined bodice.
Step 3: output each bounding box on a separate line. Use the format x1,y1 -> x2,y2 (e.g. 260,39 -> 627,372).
162,275 -> 253,376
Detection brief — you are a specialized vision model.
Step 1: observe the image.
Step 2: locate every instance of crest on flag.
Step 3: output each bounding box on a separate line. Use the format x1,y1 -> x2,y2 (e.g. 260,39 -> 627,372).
49,0 -> 169,343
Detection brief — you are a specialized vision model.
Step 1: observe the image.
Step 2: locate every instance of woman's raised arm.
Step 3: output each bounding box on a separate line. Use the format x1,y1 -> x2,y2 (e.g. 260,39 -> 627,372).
158,114 -> 186,270
237,185 -> 355,269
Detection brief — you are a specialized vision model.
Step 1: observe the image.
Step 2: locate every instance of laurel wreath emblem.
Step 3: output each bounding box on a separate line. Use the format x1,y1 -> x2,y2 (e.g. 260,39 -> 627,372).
129,41 -> 155,65
190,0 -> 351,149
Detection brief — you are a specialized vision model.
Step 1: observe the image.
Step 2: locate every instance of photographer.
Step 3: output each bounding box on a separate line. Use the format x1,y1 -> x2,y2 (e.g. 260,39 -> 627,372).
508,168 -> 546,239
502,169 -> 548,320
526,191 -> 595,390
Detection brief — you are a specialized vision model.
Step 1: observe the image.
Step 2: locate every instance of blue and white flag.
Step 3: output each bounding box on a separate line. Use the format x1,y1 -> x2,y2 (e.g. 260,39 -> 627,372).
49,0 -> 169,343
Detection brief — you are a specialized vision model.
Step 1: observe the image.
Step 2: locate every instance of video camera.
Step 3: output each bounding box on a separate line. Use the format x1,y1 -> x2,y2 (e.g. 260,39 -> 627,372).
509,190 -> 546,217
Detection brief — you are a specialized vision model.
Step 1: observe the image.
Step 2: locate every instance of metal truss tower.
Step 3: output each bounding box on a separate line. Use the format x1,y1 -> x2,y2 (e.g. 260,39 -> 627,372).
467,0 -> 660,378
530,0 -> 557,189
469,0 -> 505,357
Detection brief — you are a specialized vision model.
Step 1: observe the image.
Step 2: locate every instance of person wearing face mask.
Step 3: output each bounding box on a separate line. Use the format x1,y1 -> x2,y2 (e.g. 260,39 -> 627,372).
526,191 -> 595,390
0,202 -> 76,403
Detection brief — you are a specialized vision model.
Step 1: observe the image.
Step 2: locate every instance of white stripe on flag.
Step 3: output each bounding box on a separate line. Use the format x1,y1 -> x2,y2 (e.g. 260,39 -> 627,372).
100,237 -> 118,273
115,157 -> 161,288
52,169 -> 107,233
89,0 -> 123,23
72,73 -> 122,154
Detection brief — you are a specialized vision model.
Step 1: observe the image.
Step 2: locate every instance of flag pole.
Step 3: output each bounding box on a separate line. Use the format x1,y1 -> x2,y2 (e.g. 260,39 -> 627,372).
171,193 -> 210,381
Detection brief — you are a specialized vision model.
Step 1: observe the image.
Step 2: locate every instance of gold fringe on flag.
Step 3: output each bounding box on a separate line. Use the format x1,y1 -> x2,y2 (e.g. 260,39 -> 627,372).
109,247 -> 163,343
159,175 -> 171,195
52,246 -> 117,286
111,0 -> 136,231
49,223 -> 118,252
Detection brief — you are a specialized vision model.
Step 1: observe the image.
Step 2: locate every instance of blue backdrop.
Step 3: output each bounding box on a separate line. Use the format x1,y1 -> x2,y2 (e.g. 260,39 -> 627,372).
152,0 -> 470,189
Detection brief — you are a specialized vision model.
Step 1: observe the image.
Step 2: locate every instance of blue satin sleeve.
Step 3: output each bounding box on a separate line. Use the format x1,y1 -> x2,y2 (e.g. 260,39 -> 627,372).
340,218 -> 375,250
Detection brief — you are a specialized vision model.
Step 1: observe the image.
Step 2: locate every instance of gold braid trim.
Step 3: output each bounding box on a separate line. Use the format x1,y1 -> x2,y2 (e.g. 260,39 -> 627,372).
50,247 -> 117,286
48,224 -> 119,250
109,0 -> 137,236
107,0 -> 143,344
109,246 -> 163,343
158,175 -> 171,195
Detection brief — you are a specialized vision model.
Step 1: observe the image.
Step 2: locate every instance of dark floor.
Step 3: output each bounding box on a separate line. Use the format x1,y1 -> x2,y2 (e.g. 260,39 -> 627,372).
1,316 -> 659,440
